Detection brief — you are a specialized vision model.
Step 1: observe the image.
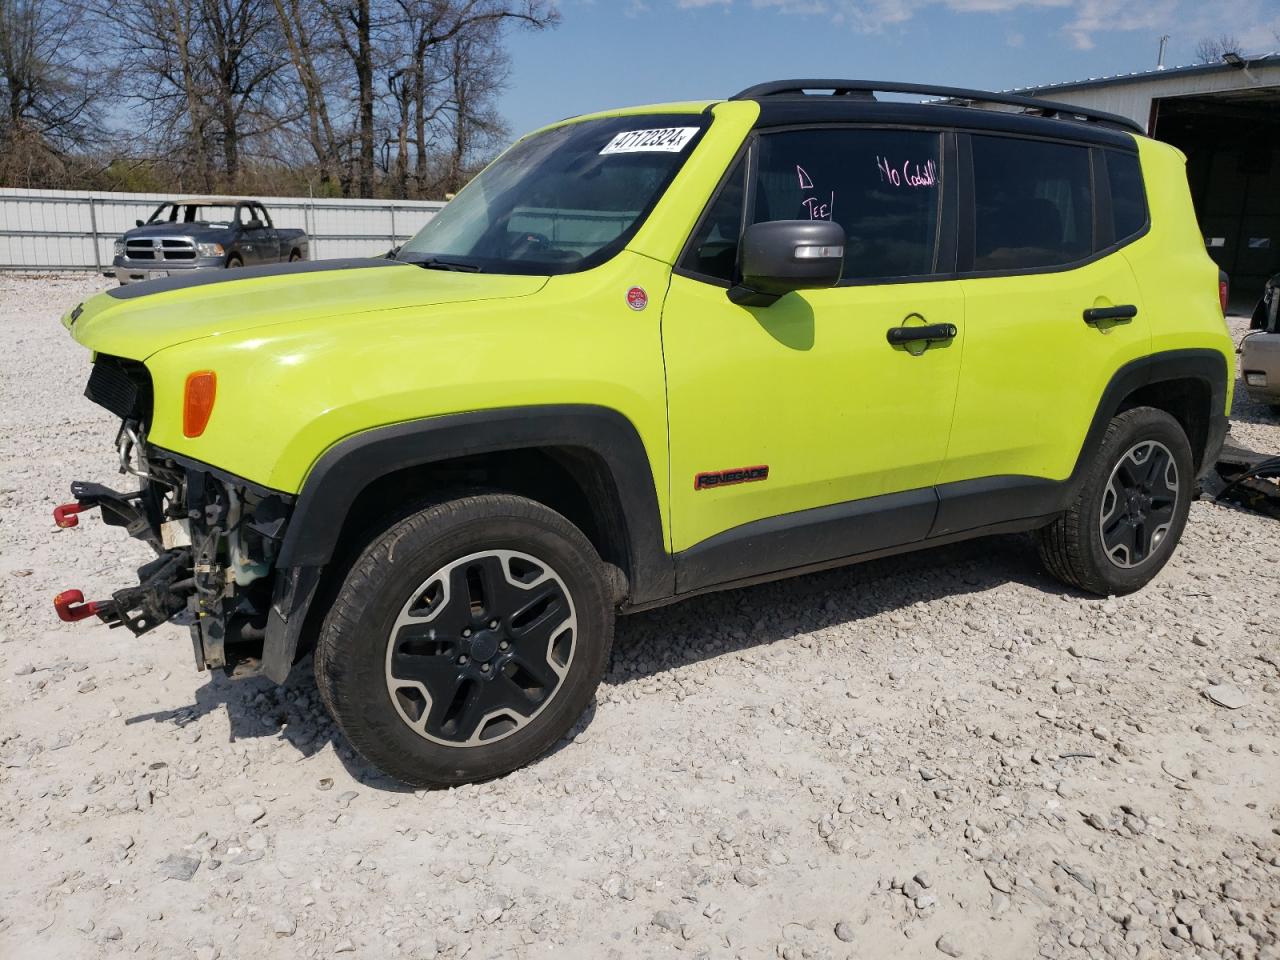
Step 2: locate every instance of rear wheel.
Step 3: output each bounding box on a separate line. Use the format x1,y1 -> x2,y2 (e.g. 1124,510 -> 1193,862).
1037,407 -> 1193,595
315,494 -> 613,787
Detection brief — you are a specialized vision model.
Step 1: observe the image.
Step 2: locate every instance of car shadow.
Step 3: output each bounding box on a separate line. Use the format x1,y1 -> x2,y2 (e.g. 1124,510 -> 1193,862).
124,532 -> 1072,791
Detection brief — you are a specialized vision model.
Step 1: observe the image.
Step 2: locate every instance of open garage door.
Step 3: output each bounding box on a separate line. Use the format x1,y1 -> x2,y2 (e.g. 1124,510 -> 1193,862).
1152,85 -> 1280,310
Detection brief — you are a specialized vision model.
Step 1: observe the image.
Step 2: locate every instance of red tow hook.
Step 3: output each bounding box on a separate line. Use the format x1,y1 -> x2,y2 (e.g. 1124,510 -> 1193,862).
54,502 -> 83,528
53,590 -> 103,623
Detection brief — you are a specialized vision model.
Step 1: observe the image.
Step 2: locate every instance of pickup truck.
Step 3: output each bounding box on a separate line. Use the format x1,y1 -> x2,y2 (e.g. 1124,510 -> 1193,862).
107,198 -> 309,285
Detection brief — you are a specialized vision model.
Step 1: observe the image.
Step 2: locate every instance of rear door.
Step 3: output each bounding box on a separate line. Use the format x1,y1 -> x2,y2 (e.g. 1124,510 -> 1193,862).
244,203 -> 274,262
937,134 -> 1150,534
255,204 -> 282,260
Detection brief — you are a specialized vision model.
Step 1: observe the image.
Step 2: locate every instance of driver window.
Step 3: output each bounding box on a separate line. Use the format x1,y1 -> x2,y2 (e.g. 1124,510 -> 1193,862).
754,128 -> 943,281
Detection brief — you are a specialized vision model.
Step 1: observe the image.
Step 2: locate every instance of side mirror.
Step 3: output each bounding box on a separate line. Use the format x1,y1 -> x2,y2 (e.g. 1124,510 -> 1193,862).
135,219 -> 144,227
728,220 -> 845,307
245,217 -> 264,230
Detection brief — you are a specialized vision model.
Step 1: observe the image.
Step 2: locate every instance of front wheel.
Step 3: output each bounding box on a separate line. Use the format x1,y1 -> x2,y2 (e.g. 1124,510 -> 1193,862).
1037,406 -> 1193,596
314,494 -> 614,787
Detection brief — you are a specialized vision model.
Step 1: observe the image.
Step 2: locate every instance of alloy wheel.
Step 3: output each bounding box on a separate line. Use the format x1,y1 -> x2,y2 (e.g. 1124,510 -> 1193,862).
384,550 -> 576,746
1098,440 -> 1180,569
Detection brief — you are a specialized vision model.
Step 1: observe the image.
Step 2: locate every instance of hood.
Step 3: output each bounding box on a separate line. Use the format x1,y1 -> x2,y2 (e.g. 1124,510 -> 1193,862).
65,259 -> 548,360
125,221 -> 224,238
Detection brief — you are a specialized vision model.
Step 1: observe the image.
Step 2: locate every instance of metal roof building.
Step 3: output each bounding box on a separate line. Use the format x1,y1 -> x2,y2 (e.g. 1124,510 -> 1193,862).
971,53 -> 1280,302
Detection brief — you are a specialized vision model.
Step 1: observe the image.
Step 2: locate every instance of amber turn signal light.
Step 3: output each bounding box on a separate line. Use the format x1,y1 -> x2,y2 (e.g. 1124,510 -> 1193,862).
183,370 -> 217,437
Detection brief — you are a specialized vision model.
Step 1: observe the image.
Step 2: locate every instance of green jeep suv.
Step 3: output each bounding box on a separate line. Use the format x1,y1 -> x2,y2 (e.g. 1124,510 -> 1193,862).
55,81 -> 1232,786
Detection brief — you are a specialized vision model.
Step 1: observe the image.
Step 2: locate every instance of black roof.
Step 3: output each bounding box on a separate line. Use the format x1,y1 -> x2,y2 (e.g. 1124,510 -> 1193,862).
730,79 -> 1144,149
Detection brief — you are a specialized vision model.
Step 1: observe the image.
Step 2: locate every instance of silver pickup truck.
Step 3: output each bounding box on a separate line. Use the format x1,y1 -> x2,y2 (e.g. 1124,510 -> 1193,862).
107,198 -> 309,285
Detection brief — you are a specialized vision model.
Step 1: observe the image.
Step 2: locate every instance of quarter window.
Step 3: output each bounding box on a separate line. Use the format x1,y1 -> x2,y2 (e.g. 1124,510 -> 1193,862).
682,155 -> 747,282
1105,150 -> 1147,243
971,135 -> 1093,270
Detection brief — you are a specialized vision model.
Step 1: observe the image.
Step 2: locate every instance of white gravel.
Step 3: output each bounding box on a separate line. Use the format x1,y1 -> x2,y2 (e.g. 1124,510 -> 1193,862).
1,273 -> 1278,960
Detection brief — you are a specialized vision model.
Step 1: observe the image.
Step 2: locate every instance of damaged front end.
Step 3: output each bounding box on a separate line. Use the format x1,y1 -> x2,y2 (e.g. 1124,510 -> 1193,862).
54,354 -> 299,680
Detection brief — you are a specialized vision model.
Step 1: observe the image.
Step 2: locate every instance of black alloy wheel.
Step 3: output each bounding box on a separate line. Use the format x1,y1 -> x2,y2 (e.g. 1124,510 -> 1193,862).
385,549 -> 577,746
1097,440 -> 1179,568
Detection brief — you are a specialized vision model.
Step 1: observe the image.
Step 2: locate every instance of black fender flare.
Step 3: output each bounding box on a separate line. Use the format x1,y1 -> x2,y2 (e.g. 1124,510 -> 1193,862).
263,405 -> 673,682
1073,347 -> 1229,481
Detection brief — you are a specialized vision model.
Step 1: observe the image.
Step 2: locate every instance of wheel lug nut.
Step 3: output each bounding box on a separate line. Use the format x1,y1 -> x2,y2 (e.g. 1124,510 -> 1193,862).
488,619 -> 498,629
458,655 -> 469,665
499,640 -> 510,651
480,663 -> 490,673
462,628 -> 472,638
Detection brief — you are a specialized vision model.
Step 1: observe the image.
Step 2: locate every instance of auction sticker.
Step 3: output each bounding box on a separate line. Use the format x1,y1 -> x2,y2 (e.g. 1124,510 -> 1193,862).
601,127 -> 700,155
626,287 -> 648,311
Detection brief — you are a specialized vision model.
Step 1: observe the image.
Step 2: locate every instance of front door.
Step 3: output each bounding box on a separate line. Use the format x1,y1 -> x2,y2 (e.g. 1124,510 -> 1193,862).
663,126 -> 964,591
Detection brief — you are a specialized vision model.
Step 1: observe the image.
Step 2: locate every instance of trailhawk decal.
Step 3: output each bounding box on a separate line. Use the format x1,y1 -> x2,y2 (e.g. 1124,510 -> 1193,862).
600,127 -> 700,155
694,465 -> 769,491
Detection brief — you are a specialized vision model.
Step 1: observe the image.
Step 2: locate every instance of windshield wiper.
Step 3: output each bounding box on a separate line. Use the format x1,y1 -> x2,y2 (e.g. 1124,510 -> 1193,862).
405,255 -> 482,273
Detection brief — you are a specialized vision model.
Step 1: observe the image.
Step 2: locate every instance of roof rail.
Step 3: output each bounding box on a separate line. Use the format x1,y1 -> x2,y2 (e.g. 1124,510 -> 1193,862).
730,79 -> 1145,134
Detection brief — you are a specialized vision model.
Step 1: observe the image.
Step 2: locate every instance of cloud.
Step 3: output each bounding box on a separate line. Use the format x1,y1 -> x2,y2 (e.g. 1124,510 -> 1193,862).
657,0 -> 1280,53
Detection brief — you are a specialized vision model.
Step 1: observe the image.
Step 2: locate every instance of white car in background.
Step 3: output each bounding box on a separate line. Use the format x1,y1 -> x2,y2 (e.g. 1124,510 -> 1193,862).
1242,273 -> 1280,408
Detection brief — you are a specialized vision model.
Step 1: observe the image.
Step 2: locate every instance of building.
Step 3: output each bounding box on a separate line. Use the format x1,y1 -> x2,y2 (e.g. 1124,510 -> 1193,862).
971,53 -> 1280,306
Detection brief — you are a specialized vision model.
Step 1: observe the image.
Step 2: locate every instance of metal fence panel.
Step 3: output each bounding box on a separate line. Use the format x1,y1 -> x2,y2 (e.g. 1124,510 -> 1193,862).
0,188 -> 446,271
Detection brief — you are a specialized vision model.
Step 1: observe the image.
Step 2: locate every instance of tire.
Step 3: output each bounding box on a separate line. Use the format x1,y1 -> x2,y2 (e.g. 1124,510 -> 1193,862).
288,250 -> 301,262
1037,406 -> 1194,596
314,493 -> 613,787
226,255 -> 243,269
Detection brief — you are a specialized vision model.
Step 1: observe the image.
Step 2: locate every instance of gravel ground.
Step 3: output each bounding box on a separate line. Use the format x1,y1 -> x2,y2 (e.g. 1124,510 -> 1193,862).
1,273 -> 1278,960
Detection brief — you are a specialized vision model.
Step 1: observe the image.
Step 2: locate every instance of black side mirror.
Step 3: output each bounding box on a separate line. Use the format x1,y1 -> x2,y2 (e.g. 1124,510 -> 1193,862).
135,219 -> 144,227
245,217 -> 264,230
728,220 -> 845,307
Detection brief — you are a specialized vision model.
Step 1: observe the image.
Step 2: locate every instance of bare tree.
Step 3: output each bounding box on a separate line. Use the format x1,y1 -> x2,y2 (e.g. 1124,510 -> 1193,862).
311,0 -> 556,197
1195,34 -> 1243,63
270,0 -> 350,192
0,0 -> 102,185
2,0 -> 560,195
96,0 -> 291,191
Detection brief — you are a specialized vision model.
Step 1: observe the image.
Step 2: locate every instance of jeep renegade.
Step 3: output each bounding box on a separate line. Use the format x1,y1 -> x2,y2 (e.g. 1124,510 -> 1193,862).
54,80 -> 1233,786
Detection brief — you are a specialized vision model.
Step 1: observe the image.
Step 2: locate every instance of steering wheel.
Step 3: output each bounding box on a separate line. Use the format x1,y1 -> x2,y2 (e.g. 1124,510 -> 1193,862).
507,231 -> 551,259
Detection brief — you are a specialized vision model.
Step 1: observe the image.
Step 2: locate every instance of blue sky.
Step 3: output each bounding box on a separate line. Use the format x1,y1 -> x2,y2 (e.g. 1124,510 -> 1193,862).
500,0 -> 1280,134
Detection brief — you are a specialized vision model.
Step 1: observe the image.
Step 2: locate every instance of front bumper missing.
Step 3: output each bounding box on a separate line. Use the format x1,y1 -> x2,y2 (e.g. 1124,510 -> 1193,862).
52,441 -> 299,680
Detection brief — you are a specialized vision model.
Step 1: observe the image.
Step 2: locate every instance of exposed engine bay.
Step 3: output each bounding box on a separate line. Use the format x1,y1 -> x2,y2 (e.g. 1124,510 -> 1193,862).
54,355 -> 293,677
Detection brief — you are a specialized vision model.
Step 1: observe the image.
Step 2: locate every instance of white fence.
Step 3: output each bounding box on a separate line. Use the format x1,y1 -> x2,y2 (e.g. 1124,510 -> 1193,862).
0,188 -> 446,271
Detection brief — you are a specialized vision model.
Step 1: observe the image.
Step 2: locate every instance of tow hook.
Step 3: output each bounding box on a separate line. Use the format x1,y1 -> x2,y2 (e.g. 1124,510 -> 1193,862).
53,503 -> 83,528
53,589 -> 106,622
53,480 -> 162,551
49,548 -> 194,635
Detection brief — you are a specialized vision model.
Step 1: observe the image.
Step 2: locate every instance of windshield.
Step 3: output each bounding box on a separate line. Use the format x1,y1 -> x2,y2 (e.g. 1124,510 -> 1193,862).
397,114 -> 708,275
148,203 -> 241,226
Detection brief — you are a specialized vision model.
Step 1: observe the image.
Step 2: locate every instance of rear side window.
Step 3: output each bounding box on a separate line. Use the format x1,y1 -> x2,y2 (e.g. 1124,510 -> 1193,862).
1105,150 -> 1147,243
755,128 -> 943,281
971,135 -> 1092,271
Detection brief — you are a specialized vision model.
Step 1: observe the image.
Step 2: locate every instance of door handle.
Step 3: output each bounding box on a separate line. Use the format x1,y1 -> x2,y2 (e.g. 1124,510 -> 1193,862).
886,323 -> 957,346
1083,304 -> 1137,325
